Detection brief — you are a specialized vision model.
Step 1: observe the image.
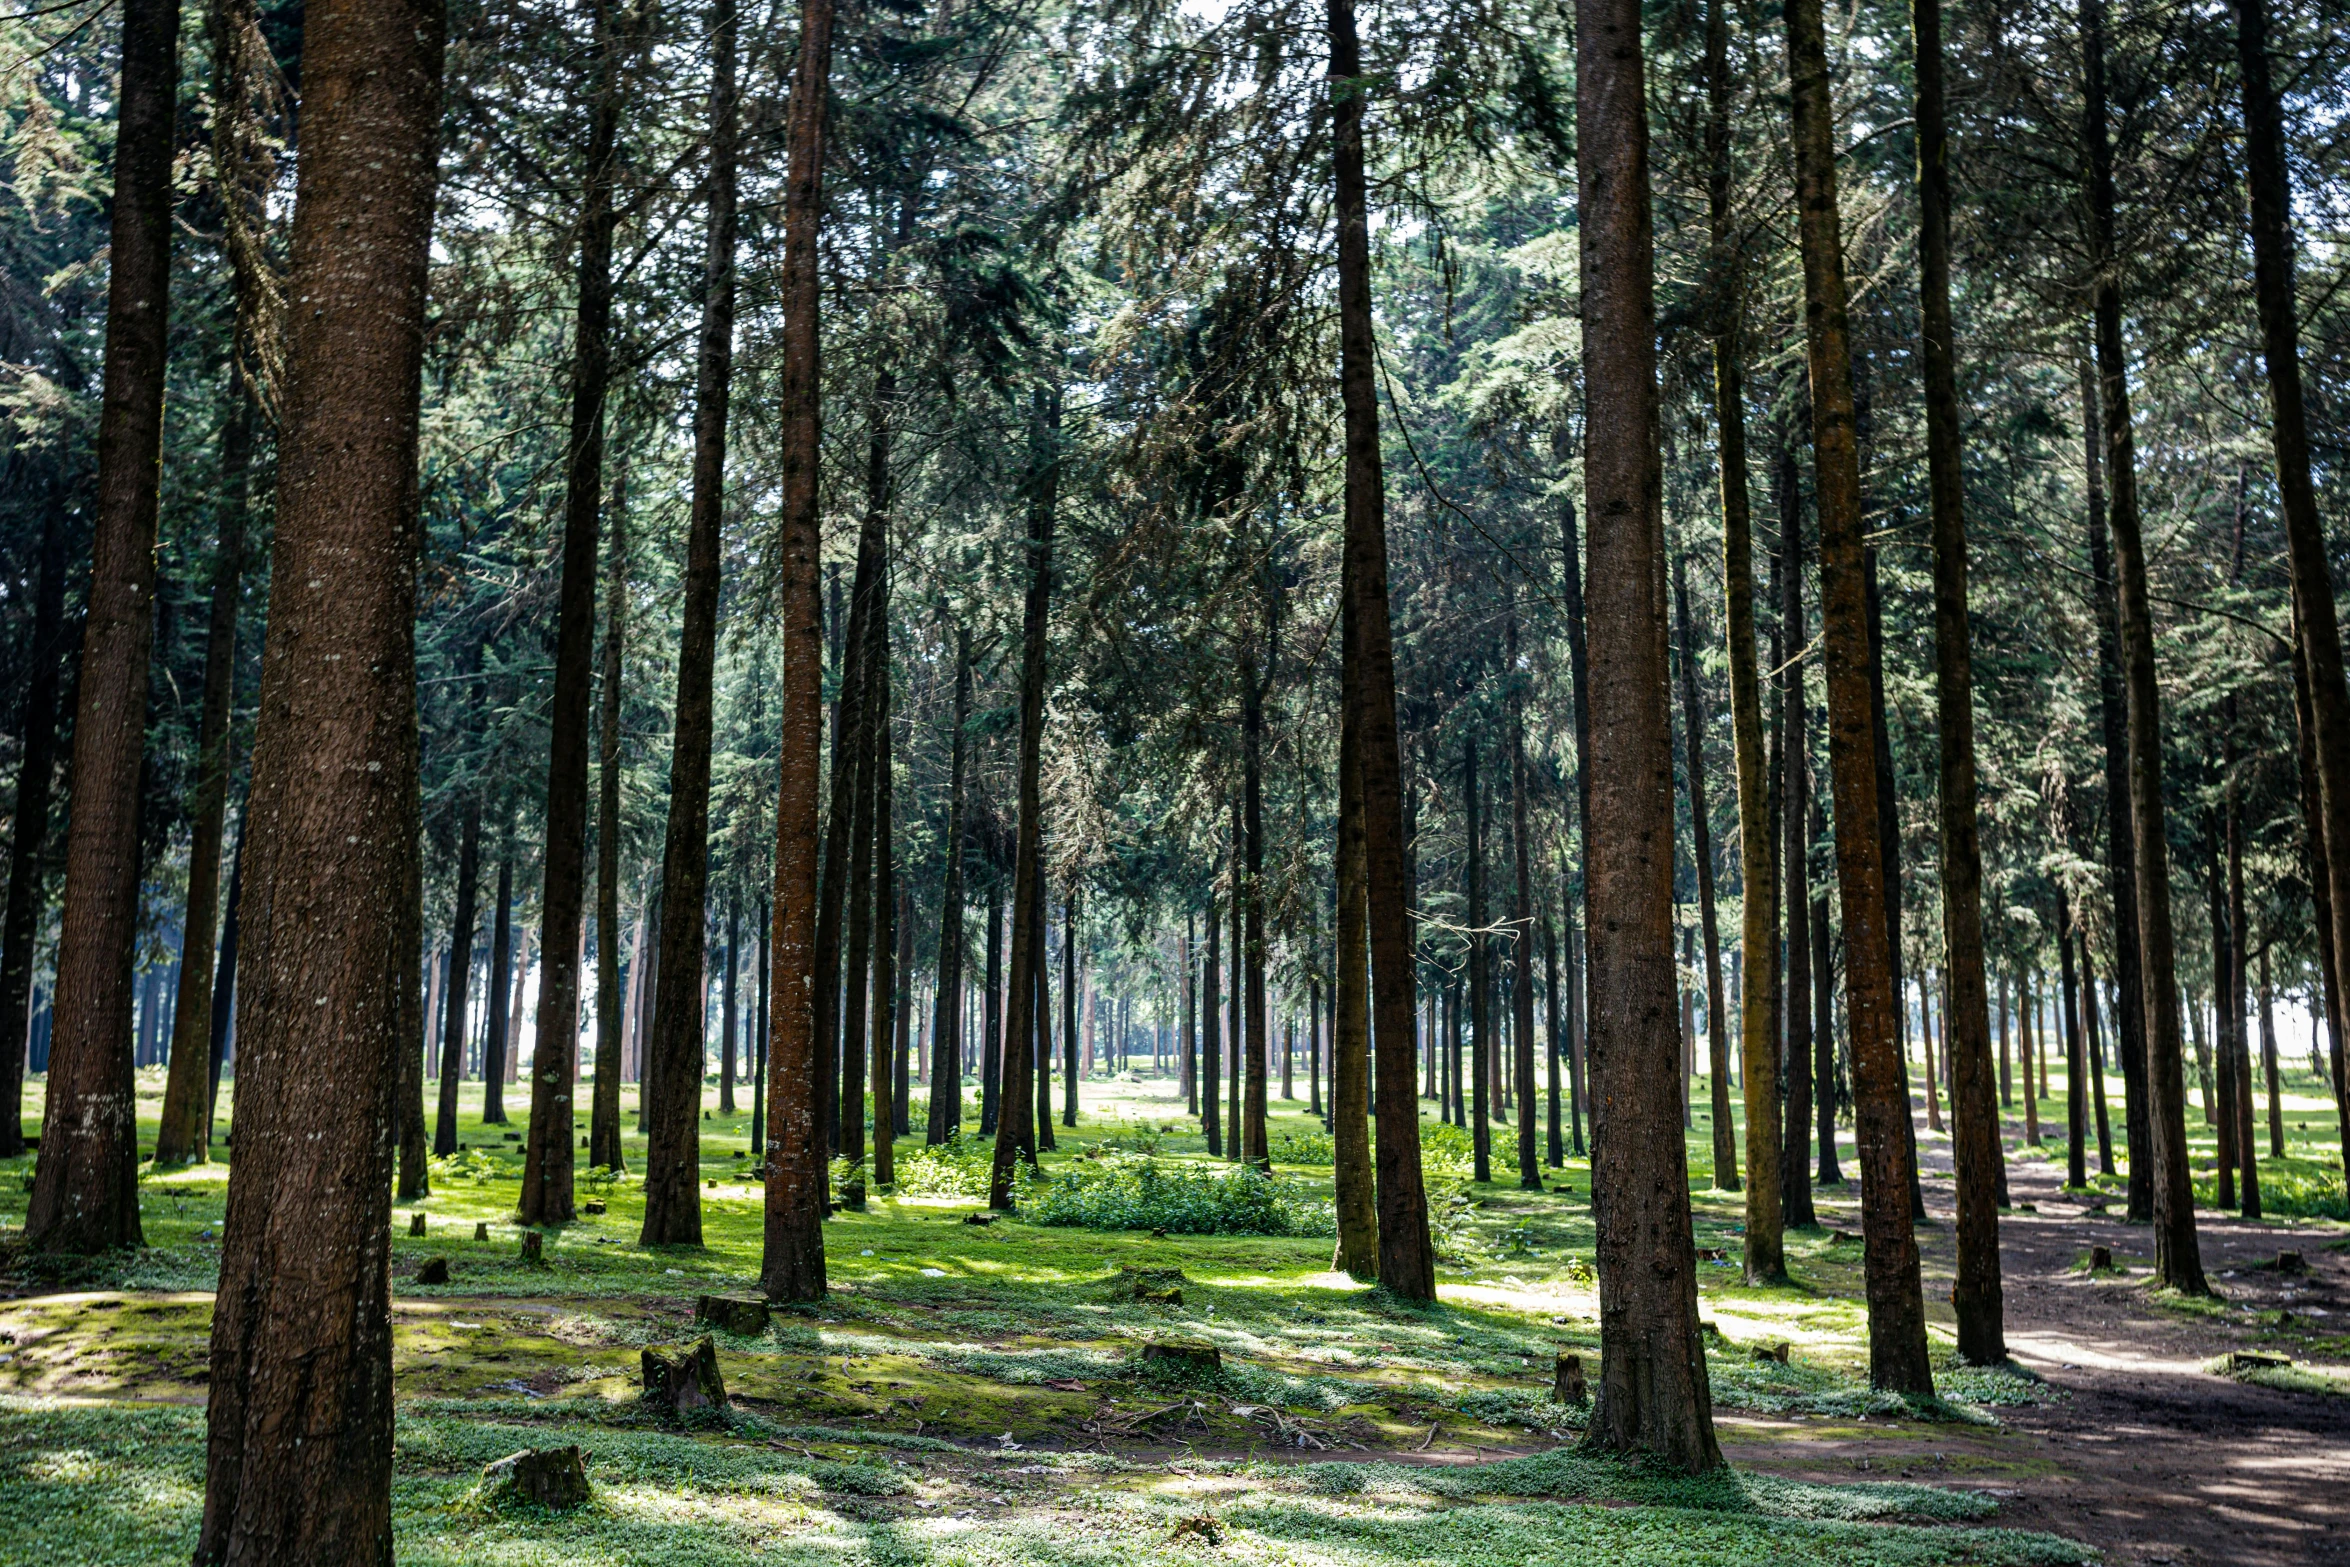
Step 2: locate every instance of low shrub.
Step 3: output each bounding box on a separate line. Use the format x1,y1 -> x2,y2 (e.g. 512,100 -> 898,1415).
1269,1127 -> 1334,1165
892,1133 -> 994,1198
1023,1156 -> 1336,1236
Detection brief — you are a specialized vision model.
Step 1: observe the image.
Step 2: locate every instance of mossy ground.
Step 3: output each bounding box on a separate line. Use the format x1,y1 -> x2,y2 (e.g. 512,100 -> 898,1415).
4,1058 -> 2338,1564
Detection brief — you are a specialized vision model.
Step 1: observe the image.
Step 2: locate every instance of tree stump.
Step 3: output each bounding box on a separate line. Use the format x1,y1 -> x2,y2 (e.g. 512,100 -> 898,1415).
695,1294 -> 771,1336
409,1212 -> 427,1237
474,1222 -> 491,1241
2090,1246 -> 2114,1272
520,1231 -> 544,1265
1748,1343 -> 1790,1365
582,1201 -> 607,1216
642,1335 -> 728,1414
416,1258 -> 449,1285
1553,1353 -> 1588,1405
1141,1338 -> 1221,1375
2278,1251 -> 2307,1275
2227,1351 -> 2290,1372
963,1212 -> 993,1227
481,1445 -> 590,1509
1108,1266 -> 1186,1305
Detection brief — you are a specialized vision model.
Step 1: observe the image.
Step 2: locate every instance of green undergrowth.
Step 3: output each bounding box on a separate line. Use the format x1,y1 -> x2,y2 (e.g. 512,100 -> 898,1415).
0,1397 -> 2093,1567
1022,1155 -> 1338,1237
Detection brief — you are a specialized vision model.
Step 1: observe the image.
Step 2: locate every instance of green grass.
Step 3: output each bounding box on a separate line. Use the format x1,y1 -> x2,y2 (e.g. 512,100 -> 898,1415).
2,1056 -> 2331,1564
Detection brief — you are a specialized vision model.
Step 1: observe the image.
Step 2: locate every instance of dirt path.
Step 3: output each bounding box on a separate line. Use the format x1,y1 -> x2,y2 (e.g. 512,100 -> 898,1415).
1725,1125 -> 2350,1566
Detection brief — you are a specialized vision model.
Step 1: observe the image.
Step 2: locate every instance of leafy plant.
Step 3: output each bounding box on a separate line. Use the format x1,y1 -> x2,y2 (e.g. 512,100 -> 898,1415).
1023,1155 -> 1336,1236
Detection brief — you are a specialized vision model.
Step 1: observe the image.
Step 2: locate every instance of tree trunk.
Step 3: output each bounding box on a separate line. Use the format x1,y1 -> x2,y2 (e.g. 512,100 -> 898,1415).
0,483 -> 69,1163
1201,892 -> 1222,1155
2082,935 -> 2114,1175
1030,864 -> 1052,1152
870,624 -> 897,1188
1511,608 -> 1541,1190
1784,0 -> 1934,1391
157,373 -> 251,1165
398,946 -> 432,1203
1811,837 -> 1840,1185
928,628 -> 970,1145
1866,554 -> 1929,1220
1672,552 -> 1735,1190
2286,611 -> 2350,1165
482,852 -> 512,1124
2258,948 -> 2282,1159
760,0 -> 837,1303
2232,0 -> 2350,1191
196,0 -> 441,1545
1228,804 -> 1243,1159
1467,737 -> 1491,1182
1542,914 -> 1565,1167
1061,892 -> 1079,1126
434,801 -> 482,1156
750,895 -> 769,1155
523,0 -> 626,1227
1915,0 -> 2004,1362
980,879 -> 1000,1133
641,4 -> 738,1237
1329,0 -> 1432,1299
1780,499 -> 1816,1232
2058,884 -> 2088,1190
27,0 -> 179,1254
986,387 -> 1057,1208
721,901 -> 739,1116
2226,787 -> 2258,1216
1577,0 -> 1721,1468
589,458 -> 629,1169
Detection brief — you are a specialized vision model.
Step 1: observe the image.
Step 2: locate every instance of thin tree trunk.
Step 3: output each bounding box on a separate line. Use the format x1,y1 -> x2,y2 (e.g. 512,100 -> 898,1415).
1542,913 -> 1565,1167
871,644 -> 897,1187
1672,551 -> 1735,1190
196,0 -> 441,1542
0,484 -> 68,1162
482,852 -> 512,1123
1511,608 -> 1541,1189
589,459 -> 628,1170
433,802 -> 481,1156
2258,948 -> 2282,1159
1578,0 -> 1721,1466
2227,790 -> 2258,1217
204,831 -> 243,1143
1466,738 -> 1491,1182
2232,0 -> 2350,1190
928,628 -> 970,1145
751,895 -> 769,1156
2286,611 -> 2350,1163
2083,935 -> 2114,1175
2058,885 -> 2087,1189
760,0 -> 838,1302
2082,0 -> 2204,1293
986,387 -> 1058,1208
157,376 -> 251,1165
1785,0 -> 1933,1391
2021,970 -> 2041,1145
1866,555 -> 1929,1220
1781,499 -> 1817,1231
1329,0 -> 1431,1298
721,901 -> 739,1115
641,3 -> 738,1237
1031,866 -> 1052,1152
1916,0 -> 2004,1362
1811,840 -> 1840,1185
1202,897 -> 1223,1154
27,0 -> 179,1254
980,880 -> 1000,1132
1228,805 -> 1243,1159
523,0 -> 624,1227
1061,891 -> 1079,1126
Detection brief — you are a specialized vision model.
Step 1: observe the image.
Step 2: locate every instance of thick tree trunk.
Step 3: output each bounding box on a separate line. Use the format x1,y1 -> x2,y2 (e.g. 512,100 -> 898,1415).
1780,502 -> 1816,1232
1866,556 -> 1929,1220
157,381 -> 250,1165
433,802 -> 481,1157
2232,0 -> 2350,1189
1577,0 -> 1721,1469
1915,0 -> 2004,1362
1329,0 -> 1432,1298
28,0 -> 179,1254
986,387 -> 1057,1208
0,491 -> 69,1162
871,627 -> 897,1187
1785,0 -> 1933,1391
1329,650 -> 1373,1274
760,0 -> 837,1302
641,6 -> 738,1238
195,0 -> 441,1548
2078,357 -> 2150,1219
589,458 -> 627,1170
1511,609 -> 1541,1189
1672,553 -> 1735,1189
523,0 -> 625,1226
928,629 -> 970,1144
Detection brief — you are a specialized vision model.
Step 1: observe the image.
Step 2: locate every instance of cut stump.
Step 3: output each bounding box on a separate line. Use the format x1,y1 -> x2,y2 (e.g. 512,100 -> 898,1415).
1748,1343 -> 1790,1365
1553,1352 -> 1589,1405
2090,1246 -> 2114,1272
1107,1266 -> 1186,1305
416,1258 -> 449,1285
642,1335 -> 728,1414
2277,1251 -> 2307,1275
474,1222 -> 491,1241
695,1294 -> 771,1336
482,1445 -> 590,1509
520,1231 -> 544,1265
409,1212 -> 427,1237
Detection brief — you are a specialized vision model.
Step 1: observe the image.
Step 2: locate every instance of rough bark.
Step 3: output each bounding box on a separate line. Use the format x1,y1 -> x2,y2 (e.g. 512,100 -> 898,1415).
27,0 -> 180,1254
195,0 -> 441,1548
1060,891 -> 1078,1127
1467,738 -> 1491,1182
0,489 -> 68,1161
1331,670 -> 1373,1281
2232,0 -> 2350,1189
1915,0 -> 2004,1362
761,0 -> 837,1302
1577,0 -> 1722,1468
482,852 -> 512,1124
1785,0 -> 1933,1390
1329,0 -> 1432,1298
871,627 -> 896,1187
2058,883 -> 2088,1189
1202,893 -> 1223,1155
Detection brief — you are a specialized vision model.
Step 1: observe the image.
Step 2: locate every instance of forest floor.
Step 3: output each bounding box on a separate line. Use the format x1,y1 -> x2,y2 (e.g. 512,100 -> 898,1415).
0,1062 -> 2341,1566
